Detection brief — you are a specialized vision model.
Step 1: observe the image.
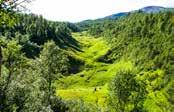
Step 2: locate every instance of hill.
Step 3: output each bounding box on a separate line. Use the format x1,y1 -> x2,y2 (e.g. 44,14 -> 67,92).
140,6 -> 165,13
76,6 -> 168,30
86,10 -> 174,111
0,14 -> 80,58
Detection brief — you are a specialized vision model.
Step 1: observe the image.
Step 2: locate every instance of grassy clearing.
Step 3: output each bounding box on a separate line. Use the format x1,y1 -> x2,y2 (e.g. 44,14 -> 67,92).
55,32 -> 133,109
71,32 -> 110,63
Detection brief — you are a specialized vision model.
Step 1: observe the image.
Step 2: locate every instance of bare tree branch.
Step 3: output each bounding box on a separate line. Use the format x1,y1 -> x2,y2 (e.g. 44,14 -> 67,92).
1,0 -> 33,11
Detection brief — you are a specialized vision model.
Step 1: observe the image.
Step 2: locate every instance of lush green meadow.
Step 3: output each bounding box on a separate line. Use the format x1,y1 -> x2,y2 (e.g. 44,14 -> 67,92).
55,32 -> 133,110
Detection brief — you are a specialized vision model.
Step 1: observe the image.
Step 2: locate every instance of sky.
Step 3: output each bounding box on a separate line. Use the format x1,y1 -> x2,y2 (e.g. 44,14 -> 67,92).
27,0 -> 174,22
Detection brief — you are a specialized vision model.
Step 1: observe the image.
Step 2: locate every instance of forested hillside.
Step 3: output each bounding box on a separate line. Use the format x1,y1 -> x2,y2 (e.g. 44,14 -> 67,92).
0,13 -> 83,111
0,14 -> 80,58
86,10 -> 174,111
1,1 -> 174,111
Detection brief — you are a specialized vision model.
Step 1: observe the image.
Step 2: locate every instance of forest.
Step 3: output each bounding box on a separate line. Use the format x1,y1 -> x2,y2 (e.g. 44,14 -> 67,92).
0,0 -> 174,112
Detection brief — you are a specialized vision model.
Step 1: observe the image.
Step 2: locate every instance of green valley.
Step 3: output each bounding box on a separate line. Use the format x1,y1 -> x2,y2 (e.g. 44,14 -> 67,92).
56,32 -> 112,108
1,1 -> 174,111
56,32 -> 133,110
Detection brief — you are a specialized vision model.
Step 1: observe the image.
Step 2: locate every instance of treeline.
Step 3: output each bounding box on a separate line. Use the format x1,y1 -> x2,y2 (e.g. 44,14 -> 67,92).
0,14 -> 80,58
87,11 -> 174,111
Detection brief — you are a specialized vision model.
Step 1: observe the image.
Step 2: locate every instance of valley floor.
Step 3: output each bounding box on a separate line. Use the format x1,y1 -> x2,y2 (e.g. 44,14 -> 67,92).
55,32 -> 132,109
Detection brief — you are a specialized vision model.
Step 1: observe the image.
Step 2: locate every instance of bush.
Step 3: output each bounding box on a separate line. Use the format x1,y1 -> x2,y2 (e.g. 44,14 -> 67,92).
108,69 -> 146,112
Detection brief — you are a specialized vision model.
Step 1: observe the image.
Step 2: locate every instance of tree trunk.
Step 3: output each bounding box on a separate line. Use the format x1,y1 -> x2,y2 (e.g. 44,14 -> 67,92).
48,78 -> 52,105
0,46 -> 2,77
3,57 -> 13,92
1,56 -> 12,111
48,67 -> 52,106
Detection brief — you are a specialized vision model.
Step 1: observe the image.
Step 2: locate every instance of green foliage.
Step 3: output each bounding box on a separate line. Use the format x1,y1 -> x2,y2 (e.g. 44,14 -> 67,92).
0,1 -> 83,112
65,22 -> 81,32
3,40 -> 24,67
0,14 -> 79,58
1,5 -> 174,112
37,41 -> 70,107
65,100 -> 101,112
109,68 -> 146,112
85,10 -> 174,112
0,39 -> 69,112
39,41 -> 69,76
0,0 -> 18,27
0,11 -> 16,27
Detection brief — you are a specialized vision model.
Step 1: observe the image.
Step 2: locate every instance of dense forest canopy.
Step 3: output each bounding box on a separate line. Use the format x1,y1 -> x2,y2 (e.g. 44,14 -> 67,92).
0,13 -> 80,58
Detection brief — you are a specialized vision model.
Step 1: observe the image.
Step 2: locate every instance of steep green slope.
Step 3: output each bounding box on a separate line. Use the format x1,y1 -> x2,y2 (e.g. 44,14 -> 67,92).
86,11 -> 174,111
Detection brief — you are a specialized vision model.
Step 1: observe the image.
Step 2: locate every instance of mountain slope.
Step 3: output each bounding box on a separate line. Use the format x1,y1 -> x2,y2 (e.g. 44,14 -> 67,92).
77,6 -> 169,31
87,10 -> 174,111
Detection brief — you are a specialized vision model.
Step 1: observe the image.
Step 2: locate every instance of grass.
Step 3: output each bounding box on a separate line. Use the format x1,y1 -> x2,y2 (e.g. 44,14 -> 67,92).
55,32 -> 134,109
71,32 -> 110,63
58,86 -> 108,108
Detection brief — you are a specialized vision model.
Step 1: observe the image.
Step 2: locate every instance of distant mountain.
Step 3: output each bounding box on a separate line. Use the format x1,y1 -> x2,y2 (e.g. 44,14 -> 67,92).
100,6 -> 165,20
76,12 -> 128,30
140,6 -> 165,13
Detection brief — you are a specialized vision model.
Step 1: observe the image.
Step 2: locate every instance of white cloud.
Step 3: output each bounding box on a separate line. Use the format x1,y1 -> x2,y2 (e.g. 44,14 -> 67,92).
27,0 -> 174,22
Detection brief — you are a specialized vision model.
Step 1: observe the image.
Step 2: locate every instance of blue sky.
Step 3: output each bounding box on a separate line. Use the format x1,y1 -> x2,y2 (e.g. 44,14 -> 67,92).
28,0 -> 174,22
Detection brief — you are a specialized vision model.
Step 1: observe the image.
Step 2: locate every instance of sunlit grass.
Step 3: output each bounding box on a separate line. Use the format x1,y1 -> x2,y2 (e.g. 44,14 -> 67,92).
55,32 -> 134,109
57,85 -> 108,108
